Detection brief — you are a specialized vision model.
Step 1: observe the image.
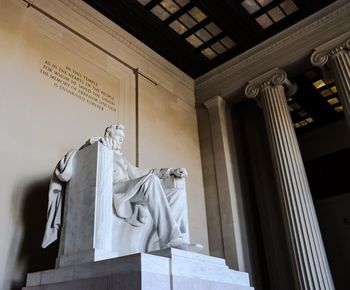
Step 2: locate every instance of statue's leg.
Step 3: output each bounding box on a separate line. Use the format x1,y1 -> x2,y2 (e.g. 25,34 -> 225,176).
133,174 -> 183,248
163,187 -> 189,242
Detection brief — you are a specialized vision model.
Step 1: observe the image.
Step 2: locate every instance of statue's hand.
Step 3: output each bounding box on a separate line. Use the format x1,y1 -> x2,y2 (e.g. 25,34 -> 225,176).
171,168 -> 188,178
100,137 -> 114,150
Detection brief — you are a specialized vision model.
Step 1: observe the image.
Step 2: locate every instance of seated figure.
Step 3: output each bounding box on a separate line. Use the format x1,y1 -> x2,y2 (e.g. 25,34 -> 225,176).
42,124 -> 201,267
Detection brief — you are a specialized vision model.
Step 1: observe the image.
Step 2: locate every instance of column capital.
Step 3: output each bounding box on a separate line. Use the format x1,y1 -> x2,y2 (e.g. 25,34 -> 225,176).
311,32 -> 350,67
203,95 -> 226,110
245,68 -> 296,99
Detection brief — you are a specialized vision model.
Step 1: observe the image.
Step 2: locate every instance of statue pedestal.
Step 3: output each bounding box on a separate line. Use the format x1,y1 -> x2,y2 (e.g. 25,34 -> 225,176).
24,248 -> 253,290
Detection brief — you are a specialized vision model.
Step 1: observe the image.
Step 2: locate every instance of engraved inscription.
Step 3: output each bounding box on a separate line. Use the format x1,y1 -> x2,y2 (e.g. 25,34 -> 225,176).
40,60 -> 117,112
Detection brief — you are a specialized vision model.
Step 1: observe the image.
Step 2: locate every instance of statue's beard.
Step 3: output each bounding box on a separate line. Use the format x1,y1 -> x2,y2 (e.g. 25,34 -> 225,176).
112,139 -> 122,151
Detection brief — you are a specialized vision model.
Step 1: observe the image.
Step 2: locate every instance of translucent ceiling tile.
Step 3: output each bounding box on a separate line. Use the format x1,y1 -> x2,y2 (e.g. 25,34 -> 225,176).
324,79 -> 334,84
220,36 -> 236,49
137,0 -> 152,5
205,22 -> 222,36
179,13 -> 197,28
267,6 -> 286,22
188,7 -> 207,22
290,103 -> 301,109
304,70 -> 317,79
211,41 -> 227,54
312,79 -> 326,89
160,0 -> 180,14
186,34 -> 203,48
330,86 -> 337,93
151,5 -> 170,21
320,89 -> 333,97
294,123 -> 301,128
174,0 -> 190,7
255,13 -> 273,29
256,0 -> 273,7
279,0 -> 298,15
195,28 -> 212,42
241,0 -> 261,14
335,105 -> 343,112
300,120 -> 308,126
169,20 -> 187,34
306,117 -> 314,123
328,97 -> 340,105
201,47 -> 217,60
298,110 -> 308,117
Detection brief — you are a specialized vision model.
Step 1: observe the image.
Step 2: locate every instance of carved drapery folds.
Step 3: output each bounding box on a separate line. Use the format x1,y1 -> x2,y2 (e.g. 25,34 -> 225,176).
245,68 -> 335,290
311,33 -> 350,129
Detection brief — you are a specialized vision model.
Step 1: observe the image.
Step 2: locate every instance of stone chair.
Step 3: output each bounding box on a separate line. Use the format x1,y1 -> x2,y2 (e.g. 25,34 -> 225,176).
55,141 -> 188,268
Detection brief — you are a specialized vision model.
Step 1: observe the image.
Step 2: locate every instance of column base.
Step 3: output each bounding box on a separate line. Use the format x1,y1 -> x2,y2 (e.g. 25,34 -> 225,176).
24,248 -> 253,290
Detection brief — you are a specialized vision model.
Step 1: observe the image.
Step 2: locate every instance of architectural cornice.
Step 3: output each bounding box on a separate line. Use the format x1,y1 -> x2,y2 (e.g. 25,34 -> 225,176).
195,0 -> 350,105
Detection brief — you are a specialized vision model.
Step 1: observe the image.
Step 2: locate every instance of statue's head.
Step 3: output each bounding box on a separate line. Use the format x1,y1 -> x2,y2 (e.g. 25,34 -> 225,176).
104,124 -> 125,150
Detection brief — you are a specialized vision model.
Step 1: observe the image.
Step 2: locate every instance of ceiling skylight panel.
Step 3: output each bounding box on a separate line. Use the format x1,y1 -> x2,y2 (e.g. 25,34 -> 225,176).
279,0 -> 298,15
256,0 -> 273,7
174,0 -> 190,7
241,0 -> 261,14
160,0 -> 180,14
255,13 -> 273,28
186,34 -> 203,48
205,22 -> 222,36
211,42 -> 227,54
201,47 -> 217,60
151,5 -> 170,20
220,36 -> 236,49
169,20 -> 188,34
188,7 -> 207,22
267,6 -> 286,22
179,13 -> 197,28
137,0 -> 152,6
195,28 -> 212,42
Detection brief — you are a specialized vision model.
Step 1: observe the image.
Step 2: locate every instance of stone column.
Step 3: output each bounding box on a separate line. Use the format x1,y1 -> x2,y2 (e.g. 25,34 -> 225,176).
311,32 -> 350,128
204,96 -> 250,271
245,68 -> 335,290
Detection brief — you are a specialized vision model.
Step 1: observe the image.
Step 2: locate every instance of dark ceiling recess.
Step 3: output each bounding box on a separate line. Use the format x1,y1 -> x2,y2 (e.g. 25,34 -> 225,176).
84,0 -> 335,78
290,68 -> 344,134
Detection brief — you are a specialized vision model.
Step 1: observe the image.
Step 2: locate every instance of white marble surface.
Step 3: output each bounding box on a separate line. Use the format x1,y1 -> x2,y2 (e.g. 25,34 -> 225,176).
56,142 -> 116,267
154,248 -> 250,286
25,249 -> 253,290
55,125 -> 195,268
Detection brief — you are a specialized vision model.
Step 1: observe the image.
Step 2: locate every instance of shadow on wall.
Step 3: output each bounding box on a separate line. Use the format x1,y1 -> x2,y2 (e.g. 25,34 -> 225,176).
10,177 -> 58,290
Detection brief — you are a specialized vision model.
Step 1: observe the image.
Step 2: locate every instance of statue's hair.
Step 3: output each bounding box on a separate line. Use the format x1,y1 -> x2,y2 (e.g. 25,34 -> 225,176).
104,124 -> 125,137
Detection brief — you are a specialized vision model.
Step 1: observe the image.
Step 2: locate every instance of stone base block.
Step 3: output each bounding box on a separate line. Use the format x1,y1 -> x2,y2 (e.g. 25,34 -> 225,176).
24,248 -> 254,290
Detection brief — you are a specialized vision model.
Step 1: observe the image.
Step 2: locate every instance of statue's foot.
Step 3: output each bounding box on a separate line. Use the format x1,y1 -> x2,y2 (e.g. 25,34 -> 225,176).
168,238 -> 203,252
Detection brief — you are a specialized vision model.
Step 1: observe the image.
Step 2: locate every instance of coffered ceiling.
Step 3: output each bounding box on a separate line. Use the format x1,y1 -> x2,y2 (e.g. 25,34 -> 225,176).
84,0 -> 335,78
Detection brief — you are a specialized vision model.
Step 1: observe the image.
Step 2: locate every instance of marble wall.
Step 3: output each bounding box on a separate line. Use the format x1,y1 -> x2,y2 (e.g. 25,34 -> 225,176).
0,1 -> 208,289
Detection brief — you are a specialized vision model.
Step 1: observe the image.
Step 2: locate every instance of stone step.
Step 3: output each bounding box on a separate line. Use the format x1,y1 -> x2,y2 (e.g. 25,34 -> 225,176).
25,248 -> 254,290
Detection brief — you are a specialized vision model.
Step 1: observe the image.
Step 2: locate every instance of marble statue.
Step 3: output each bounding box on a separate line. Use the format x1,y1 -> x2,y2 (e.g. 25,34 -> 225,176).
42,124 -> 201,254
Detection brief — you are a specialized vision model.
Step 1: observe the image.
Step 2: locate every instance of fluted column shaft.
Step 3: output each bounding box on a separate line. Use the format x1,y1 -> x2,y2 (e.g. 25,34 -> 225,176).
311,33 -> 350,128
245,68 -> 335,290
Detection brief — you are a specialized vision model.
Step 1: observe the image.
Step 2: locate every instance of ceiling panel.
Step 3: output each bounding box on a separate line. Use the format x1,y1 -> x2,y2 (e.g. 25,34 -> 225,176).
83,0 -> 336,78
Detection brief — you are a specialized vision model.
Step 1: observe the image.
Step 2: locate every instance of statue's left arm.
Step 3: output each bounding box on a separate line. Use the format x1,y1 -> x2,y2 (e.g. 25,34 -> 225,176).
125,159 -> 187,179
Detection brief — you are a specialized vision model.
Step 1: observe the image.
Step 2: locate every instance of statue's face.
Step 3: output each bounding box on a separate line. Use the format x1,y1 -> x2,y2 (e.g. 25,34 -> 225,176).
112,129 -> 125,150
